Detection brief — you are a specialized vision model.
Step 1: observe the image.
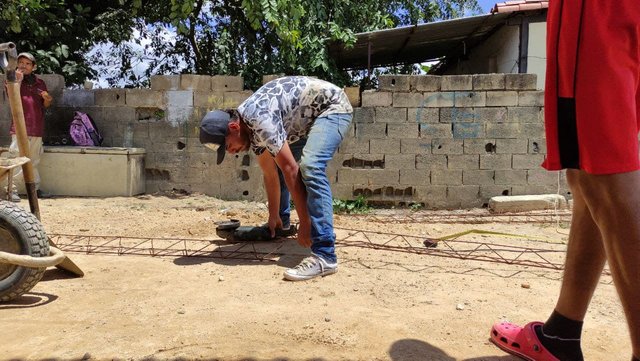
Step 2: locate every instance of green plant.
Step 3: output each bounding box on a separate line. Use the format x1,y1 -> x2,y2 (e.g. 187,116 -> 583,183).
332,195 -> 371,214
409,202 -> 423,212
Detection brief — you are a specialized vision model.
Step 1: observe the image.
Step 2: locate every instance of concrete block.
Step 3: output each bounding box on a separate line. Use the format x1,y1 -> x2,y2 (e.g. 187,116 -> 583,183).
343,86 -> 361,107
464,138 -> 496,154
393,92 -> 424,108
520,122 -> 545,138
384,154 -> 416,170
211,75 -> 243,91
463,170 -> 495,185
486,91 -> 518,106
423,92 -> 455,107
362,90 -> 392,107
508,107 -> 542,123
166,107 -> 194,126
387,124 -> 419,138
432,169 -> 462,185
480,154 -> 512,170
342,153 -> 384,167
486,123 -> 521,138
95,89 -> 126,106
454,91 -> 486,107
489,194 -> 567,213
432,139 -> 463,154
339,137 -> 370,154
512,154 -> 545,169
262,74 -> 285,84
411,75 -> 441,92
440,108 -> 475,123
378,75 -> 411,92
453,123 -> 484,139
370,139 -> 400,154
448,154 -> 480,170
400,169 -> 430,185
416,154 -> 448,170
331,183 -> 354,199
448,185 -> 482,208
193,91 -> 224,110
151,75 -> 180,90
39,74 -> 65,100
165,90 -> 193,107
480,185 -> 511,199
353,107 -> 375,123
355,123 -> 386,139
495,138 -> 528,154
376,107 -> 407,123
414,186 -> 448,208
472,107 -> 508,123
60,89 -> 94,107
91,106 -> 137,124
180,74 -> 211,91
495,170 -> 527,185
529,139 -> 546,154
528,169 -> 562,186
400,139 -> 432,154
125,89 -> 164,108
518,91 -> 544,106
505,73 -> 537,90
223,91 -> 253,108
441,75 -> 472,91
409,108 -> 439,124
472,74 -> 506,90
420,123 -> 452,138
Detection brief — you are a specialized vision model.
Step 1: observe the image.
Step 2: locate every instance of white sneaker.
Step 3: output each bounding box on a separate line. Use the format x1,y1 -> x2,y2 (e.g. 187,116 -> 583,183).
283,254 -> 337,281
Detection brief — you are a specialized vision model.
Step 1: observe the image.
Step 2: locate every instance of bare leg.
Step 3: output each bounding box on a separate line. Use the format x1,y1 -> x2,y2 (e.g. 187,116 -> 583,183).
576,170 -> 640,356
554,169 -> 607,320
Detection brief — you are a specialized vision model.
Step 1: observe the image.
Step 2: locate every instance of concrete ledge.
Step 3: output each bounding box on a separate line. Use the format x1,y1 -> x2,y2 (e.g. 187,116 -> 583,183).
488,194 -> 567,213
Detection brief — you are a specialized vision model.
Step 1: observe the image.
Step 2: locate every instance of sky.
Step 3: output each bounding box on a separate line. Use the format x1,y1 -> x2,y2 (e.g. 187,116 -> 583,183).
477,0 -> 496,13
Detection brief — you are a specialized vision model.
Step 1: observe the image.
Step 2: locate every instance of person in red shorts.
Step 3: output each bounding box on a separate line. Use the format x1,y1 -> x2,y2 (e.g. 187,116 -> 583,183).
489,1 -> 640,360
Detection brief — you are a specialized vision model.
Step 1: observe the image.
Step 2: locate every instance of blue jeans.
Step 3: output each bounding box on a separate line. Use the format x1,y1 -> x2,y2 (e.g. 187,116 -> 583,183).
299,113 -> 352,263
278,138 -> 306,228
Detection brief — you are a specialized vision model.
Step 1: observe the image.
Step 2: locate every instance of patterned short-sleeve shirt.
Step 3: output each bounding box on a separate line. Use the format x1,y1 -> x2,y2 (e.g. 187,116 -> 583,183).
237,76 -> 353,156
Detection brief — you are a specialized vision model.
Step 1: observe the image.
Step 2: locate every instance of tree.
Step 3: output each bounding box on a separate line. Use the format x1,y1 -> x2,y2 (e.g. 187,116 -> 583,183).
1,0 -> 480,88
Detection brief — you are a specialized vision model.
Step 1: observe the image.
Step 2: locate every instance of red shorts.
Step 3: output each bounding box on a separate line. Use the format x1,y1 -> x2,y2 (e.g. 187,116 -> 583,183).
542,0 -> 640,174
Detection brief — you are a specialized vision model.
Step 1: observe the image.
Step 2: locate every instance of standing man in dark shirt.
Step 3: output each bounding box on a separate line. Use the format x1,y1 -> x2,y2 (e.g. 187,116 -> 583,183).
199,76 -> 353,281
3,52 -> 52,201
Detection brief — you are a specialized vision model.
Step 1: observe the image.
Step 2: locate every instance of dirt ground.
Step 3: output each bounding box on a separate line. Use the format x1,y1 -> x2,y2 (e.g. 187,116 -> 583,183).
0,194 -> 630,360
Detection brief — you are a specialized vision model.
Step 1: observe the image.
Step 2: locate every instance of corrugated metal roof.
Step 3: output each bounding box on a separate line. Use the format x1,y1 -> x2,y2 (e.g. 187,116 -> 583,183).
328,13 -> 514,70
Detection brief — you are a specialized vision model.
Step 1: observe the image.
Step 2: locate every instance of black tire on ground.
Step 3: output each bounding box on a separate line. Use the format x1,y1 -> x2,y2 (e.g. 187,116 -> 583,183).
0,201 -> 49,302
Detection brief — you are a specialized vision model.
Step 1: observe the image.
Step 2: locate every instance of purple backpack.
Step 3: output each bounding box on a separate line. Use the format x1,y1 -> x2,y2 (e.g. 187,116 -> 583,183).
70,111 -> 103,146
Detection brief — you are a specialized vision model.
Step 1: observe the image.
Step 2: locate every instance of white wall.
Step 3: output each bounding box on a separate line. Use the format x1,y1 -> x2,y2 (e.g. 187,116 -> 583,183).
528,22 -> 547,90
443,25 -> 520,75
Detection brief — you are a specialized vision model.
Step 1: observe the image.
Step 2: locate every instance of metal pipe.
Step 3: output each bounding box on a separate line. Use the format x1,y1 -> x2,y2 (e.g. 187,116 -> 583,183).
0,42 -> 18,81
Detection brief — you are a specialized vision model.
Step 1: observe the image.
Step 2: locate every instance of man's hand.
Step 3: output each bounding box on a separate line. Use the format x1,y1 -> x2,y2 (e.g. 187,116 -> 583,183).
297,219 -> 312,248
40,90 -> 53,108
267,215 -> 283,238
15,70 -> 23,82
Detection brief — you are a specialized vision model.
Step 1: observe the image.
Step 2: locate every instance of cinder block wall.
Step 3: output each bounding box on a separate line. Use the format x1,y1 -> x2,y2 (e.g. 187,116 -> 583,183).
0,73 -> 568,208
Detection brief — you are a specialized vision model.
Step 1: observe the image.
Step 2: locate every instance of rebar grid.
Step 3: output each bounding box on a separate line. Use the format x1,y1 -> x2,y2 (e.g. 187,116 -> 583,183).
347,209 -> 572,224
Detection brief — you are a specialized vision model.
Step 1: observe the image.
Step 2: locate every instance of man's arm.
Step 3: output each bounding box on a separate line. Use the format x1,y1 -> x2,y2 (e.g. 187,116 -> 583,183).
257,150 -> 282,236
41,91 -> 52,108
274,142 -> 311,247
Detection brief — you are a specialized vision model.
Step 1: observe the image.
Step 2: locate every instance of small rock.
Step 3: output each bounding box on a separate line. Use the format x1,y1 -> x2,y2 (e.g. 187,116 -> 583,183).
218,275 -> 225,281
324,316 -> 331,322
456,303 -> 465,310
177,310 -> 185,314
81,352 -> 92,360
353,288 -> 359,292
521,283 -> 531,289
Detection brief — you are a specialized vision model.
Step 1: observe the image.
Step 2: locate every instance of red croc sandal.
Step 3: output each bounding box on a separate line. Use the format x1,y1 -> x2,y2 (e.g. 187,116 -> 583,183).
490,321 -> 560,361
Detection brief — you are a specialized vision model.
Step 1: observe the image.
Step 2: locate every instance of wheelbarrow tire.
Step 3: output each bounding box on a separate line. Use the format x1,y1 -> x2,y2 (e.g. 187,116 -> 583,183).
0,201 -> 49,302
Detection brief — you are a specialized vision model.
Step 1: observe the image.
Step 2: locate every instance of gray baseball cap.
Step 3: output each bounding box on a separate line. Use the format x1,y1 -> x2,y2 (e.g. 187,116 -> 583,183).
17,52 -> 36,64
199,110 -> 231,165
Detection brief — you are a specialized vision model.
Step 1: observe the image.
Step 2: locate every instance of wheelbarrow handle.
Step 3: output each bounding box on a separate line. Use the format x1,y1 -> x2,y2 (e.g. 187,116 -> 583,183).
0,42 -> 18,81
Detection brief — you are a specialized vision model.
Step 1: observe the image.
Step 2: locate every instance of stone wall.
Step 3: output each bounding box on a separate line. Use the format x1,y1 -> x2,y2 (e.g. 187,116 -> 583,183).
0,73 -> 568,208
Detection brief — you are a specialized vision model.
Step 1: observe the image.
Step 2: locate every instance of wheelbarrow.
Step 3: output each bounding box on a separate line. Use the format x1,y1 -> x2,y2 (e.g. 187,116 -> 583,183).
0,42 -> 83,302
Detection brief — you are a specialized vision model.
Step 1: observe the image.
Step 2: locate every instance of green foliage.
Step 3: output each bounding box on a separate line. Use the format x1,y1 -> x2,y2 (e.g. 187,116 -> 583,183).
1,0 -> 480,87
333,195 -> 371,214
409,202 -> 424,212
